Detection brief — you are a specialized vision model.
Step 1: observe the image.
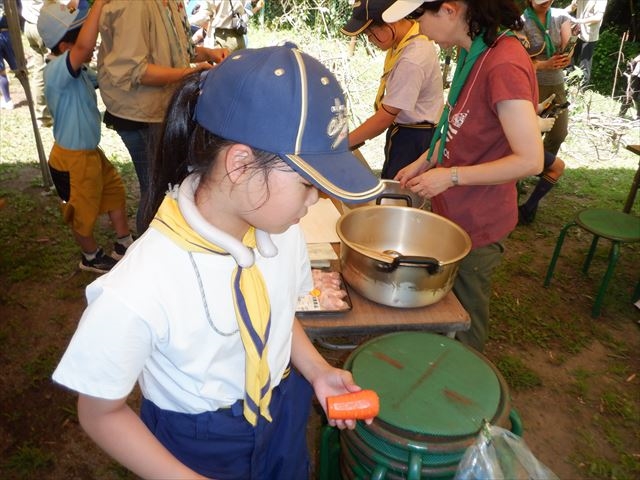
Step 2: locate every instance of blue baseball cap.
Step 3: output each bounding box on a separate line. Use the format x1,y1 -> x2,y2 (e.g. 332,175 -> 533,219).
194,44 -> 385,204
38,0 -> 90,49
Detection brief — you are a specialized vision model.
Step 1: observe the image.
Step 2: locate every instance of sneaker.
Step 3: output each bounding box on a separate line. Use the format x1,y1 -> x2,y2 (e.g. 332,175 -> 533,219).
1,99 -> 14,110
518,205 -> 536,226
80,248 -> 117,274
111,241 -> 128,260
111,234 -> 137,260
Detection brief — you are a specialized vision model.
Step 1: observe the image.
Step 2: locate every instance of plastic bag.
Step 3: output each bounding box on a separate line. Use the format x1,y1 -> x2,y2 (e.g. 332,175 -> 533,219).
454,421 -> 559,480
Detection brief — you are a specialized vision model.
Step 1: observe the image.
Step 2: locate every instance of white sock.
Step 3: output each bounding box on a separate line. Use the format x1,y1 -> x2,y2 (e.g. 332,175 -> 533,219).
83,249 -> 99,261
116,234 -> 133,247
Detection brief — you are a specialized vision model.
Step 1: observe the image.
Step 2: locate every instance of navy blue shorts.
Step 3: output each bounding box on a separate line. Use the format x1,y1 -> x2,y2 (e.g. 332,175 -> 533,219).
0,31 -> 17,71
382,122 -> 435,180
140,368 -> 314,479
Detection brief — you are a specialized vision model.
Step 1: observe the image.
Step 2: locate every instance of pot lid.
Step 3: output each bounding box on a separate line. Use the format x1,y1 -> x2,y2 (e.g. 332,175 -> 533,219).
345,332 -> 504,438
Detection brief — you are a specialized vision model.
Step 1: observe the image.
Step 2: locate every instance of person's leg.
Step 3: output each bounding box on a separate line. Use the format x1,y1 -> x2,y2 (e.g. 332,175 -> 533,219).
630,76 -> 640,120
454,242 -> 505,352
540,84 -> 568,157
94,148 -> 132,255
114,127 -> 151,233
0,70 -> 11,106
0,31 -> 17,109
519,151 -> 564,224
578,41 -> 597,88
23,22 -> 51,126
49,144 -> 117,272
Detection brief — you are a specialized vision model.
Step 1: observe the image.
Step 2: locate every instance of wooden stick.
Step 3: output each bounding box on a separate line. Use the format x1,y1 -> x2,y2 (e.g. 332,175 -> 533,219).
612,30 -> 629,99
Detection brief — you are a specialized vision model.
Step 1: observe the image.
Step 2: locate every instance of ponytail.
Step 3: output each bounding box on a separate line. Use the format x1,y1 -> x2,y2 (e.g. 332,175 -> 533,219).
142,71 -> 297,230
142,72 -> 233,229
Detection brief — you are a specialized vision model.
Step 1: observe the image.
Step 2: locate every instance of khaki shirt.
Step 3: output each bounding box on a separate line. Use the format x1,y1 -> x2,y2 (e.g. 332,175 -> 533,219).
208,0 -> 246,30
98,0 -> 192,123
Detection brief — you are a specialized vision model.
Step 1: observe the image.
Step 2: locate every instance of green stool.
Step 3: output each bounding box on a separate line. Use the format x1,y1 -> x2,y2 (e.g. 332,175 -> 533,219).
544,208 -> 640,317
318,332 -> 523,480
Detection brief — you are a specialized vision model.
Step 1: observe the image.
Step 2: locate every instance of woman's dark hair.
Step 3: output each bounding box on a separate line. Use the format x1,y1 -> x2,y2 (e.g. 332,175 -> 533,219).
142,72 -> 284,230
418,0 -> 523,46
51,27 -> 81,55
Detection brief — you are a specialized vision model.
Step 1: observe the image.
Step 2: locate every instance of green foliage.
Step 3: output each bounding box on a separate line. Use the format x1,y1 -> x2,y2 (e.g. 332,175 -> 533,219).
1,443 -> 55,477
590,28 -> 640,96
262,0 -> 351,38
494,354 -> 543,390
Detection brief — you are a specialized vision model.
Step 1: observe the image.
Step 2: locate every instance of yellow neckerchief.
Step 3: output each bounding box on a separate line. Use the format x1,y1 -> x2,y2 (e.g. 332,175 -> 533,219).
374,21 -> 427,111
151,194 -> 273,426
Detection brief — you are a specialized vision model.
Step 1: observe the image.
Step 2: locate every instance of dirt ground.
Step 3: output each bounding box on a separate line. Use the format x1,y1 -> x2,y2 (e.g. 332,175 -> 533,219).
2,59 -> 640,479
2,164 -> 639,479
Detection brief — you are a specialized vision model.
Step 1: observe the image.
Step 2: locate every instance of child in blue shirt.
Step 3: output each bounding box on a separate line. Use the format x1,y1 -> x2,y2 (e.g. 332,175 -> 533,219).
38,0 -> 132,273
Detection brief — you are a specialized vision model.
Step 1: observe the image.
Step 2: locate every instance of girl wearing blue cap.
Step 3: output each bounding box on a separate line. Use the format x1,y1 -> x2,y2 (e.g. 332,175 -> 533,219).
52,45 -> 384,479
384,0 -> 544,352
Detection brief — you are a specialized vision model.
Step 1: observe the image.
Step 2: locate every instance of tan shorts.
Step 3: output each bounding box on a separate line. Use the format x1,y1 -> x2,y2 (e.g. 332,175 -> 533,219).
48,143 -> 126,237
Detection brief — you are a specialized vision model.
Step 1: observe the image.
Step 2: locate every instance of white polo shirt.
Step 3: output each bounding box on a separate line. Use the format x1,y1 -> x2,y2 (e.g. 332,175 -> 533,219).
52,224 -> 313,414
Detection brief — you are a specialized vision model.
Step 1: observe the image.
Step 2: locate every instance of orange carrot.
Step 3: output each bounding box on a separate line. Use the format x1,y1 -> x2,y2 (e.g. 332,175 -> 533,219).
327,389 -> 380,420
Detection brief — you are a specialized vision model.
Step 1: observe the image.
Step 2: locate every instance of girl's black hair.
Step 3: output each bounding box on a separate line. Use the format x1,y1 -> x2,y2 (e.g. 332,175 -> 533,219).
51,27 -> 81,55
417,0 -> 523,46
142,72 -> 284,230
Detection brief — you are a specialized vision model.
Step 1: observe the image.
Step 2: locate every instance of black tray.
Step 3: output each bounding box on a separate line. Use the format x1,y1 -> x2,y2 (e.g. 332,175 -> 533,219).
296,271 -> 352,317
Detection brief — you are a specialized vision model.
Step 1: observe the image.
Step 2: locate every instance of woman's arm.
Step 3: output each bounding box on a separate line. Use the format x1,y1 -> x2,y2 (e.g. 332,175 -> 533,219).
77,395 -> 208,480
193,46 -> 229,64
403,99 -> 543,198
290,319 -> 372,429
140,63 -> 211,86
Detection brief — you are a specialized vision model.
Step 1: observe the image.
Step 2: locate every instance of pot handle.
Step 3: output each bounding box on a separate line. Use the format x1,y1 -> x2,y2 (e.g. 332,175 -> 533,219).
376,255 -> 441,274
375,193 -> 414,207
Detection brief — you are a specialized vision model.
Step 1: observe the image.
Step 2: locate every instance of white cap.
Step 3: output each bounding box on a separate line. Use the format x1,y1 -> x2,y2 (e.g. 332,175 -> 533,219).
382,0 -> 430,23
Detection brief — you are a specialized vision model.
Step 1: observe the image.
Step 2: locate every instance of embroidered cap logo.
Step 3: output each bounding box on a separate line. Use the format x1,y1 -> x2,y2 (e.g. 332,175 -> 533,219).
328,98 -> 348,150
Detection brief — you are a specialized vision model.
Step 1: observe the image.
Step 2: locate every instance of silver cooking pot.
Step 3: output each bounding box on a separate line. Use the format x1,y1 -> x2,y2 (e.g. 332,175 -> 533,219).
342,179 -> 427,211
336,205 -> 471,308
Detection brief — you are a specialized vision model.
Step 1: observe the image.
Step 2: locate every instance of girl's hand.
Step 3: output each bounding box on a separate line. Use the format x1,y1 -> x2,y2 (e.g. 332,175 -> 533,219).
312,366 -> 374,430
405,167 -> 454,199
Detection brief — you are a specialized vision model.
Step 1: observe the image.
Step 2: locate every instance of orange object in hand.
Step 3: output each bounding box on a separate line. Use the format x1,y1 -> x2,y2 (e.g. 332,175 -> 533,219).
327,389 -> 380,420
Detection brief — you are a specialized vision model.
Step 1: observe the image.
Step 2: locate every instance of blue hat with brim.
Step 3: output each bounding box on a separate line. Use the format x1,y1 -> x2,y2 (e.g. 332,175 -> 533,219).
194,44 -> 385,204
38,0 -> 90,50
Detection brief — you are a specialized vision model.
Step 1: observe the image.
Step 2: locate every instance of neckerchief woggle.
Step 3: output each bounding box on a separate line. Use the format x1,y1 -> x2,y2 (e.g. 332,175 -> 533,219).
151,191 -> 272,427
374,21 -> 426,110
524,7 -> 556,58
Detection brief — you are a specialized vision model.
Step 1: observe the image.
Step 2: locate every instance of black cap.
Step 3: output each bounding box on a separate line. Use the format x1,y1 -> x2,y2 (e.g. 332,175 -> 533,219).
341,0 -> 396,36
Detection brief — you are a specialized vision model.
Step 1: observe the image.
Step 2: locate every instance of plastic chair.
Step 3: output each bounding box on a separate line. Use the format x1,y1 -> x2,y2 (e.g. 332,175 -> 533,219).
544,152 -> 640,317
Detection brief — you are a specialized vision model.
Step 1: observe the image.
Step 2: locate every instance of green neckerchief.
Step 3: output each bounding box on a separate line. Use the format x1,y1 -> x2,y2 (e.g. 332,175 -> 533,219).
524,7 -> 556,58
427,34 -> 489,165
